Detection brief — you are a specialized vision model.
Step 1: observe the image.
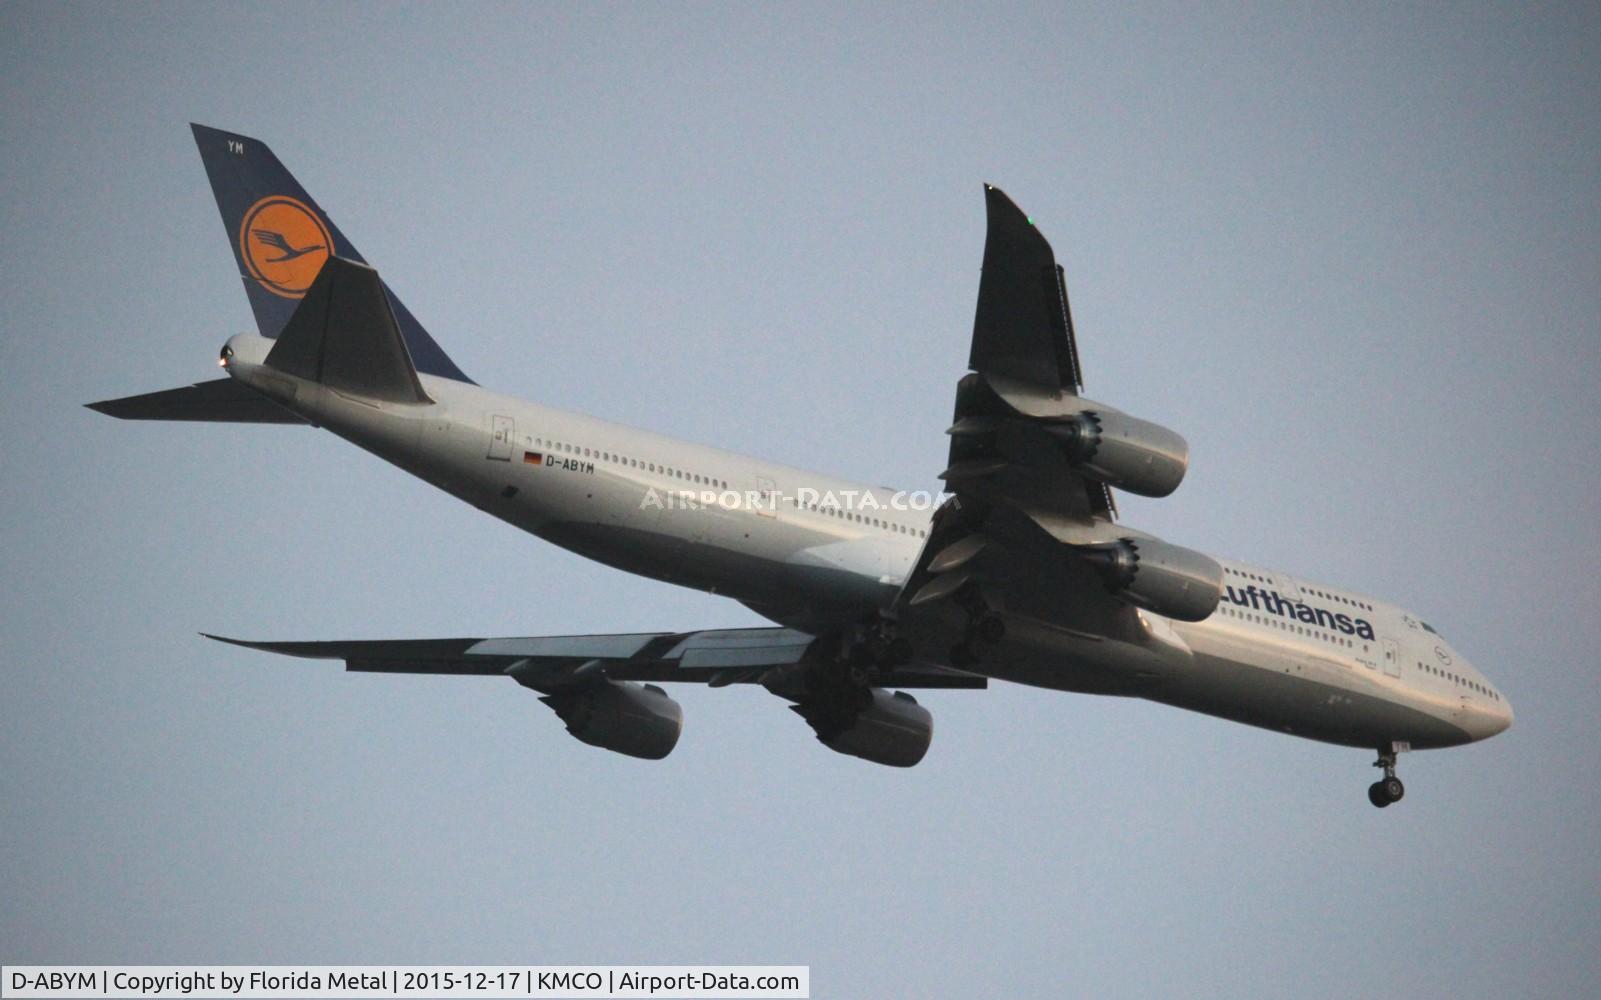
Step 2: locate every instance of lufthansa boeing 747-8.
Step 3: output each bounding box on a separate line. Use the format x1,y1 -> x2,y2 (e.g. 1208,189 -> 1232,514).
89,125 -> 1511,808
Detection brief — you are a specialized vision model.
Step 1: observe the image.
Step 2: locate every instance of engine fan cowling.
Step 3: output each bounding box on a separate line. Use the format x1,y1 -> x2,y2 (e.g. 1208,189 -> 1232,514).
1083,537 -> 1223,622
539,680 -> 683,760
817,689 -> 933,768
1052,410 -> 1189,498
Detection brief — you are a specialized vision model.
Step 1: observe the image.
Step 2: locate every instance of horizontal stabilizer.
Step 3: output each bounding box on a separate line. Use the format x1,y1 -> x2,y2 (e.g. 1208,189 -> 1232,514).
86,378 -> 307,423
265,257 -> 432,404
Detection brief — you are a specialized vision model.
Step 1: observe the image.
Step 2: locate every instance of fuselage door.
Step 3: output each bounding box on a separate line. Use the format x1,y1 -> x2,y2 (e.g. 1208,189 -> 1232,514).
754,475 -> 778,519
1381,637 -> 1402,678
1273,573 -> 1303,603
487,414 -> 514,461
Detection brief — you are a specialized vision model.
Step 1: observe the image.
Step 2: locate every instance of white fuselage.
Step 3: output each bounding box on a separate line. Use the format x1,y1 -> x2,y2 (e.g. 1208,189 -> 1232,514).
223,333 -> 1513,753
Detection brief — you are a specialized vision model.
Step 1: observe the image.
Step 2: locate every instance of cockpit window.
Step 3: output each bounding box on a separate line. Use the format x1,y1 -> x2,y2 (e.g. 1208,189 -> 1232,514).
1420,621 -> 1437,634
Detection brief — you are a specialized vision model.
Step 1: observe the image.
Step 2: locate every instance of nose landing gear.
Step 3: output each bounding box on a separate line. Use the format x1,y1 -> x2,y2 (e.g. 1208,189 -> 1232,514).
1367,743 -> 1409,808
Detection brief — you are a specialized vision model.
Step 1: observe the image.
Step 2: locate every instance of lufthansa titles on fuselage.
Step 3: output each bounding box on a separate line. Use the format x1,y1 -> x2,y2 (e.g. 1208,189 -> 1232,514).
1224,585 -> 1376,640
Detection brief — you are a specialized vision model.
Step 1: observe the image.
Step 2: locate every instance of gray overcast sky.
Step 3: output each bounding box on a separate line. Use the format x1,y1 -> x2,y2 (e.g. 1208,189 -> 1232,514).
3,3 -> 1599,996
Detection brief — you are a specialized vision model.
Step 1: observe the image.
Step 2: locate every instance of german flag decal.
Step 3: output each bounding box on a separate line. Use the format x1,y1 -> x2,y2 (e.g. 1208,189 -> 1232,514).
523,451 -> 543,465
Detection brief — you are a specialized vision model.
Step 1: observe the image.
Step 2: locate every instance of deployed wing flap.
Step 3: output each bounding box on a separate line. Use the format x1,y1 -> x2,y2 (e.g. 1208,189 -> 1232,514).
891,495 -> 1141,642
672,628 -> 817,668
464,632 -> 687,663
86,378 -> 307,424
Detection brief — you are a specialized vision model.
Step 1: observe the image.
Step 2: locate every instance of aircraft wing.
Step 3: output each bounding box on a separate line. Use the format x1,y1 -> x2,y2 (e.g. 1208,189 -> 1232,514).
953,185 -> 1116,522
204,628 -> 987,693
969,186 -> 1088,398
892,186 -> 1139,637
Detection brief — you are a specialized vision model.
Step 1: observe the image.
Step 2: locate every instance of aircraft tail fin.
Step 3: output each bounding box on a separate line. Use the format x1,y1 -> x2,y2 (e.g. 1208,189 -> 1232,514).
190,123 -> 472,384
265,256 -> 432,404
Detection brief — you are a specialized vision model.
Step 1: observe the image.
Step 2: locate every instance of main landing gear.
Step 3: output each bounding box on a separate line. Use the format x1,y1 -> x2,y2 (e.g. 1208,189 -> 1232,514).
1367,743 -> 1408,808
843,620 -> 914,685
948,584 -> 1006,669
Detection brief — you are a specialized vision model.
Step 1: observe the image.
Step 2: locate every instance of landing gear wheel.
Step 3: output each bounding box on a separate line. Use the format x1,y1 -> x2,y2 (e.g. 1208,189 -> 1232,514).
845,644 -> 874,685
975,615 -> 1006,645
1368,743 -> 1407,808
883,637 -> 914,667
1382,776 -> 1405,804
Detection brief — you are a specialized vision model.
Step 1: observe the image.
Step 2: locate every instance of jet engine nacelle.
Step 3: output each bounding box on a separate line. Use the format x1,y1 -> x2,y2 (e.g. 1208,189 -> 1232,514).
1082,537 -> 1223,622
539,680 -> 683,760
817,689 -> 933,768
1051,409 -> 1189,498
